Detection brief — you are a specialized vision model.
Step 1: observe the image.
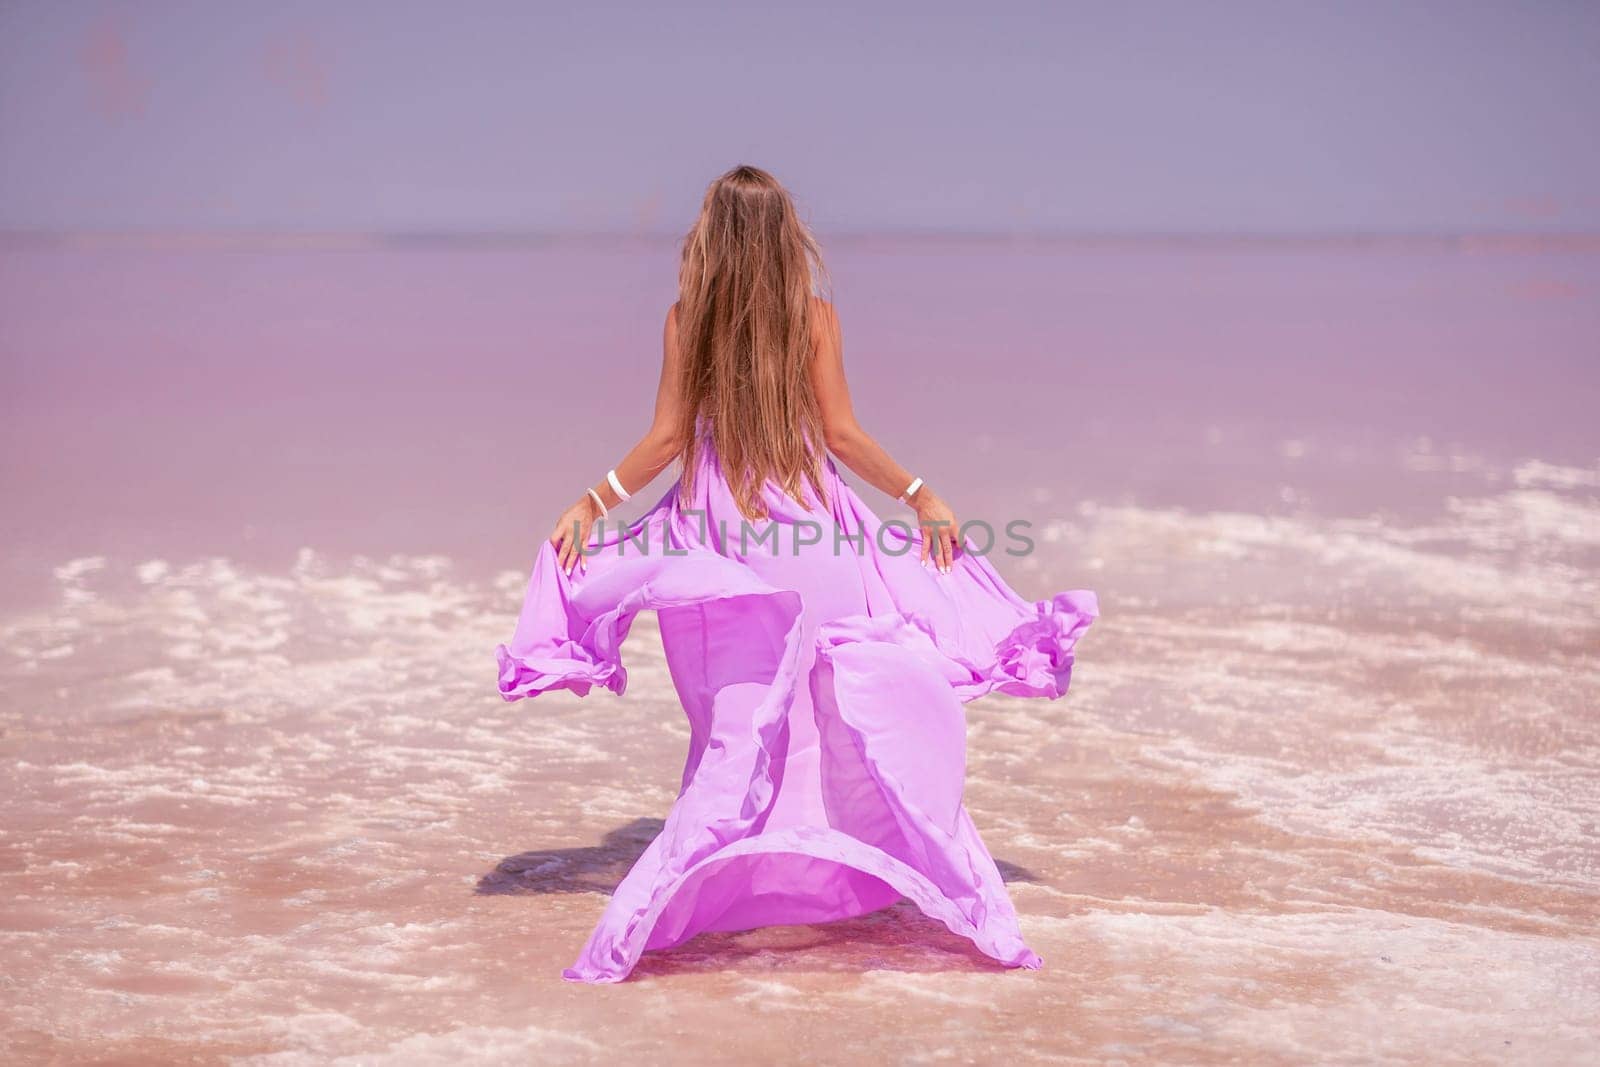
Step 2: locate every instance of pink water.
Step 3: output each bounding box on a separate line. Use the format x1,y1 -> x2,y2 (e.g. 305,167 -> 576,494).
2,238 -> 1597,1063
3,237 -> 1595,595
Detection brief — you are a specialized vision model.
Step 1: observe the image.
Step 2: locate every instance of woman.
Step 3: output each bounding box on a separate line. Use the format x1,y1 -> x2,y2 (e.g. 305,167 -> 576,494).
497,165 -> 1097,983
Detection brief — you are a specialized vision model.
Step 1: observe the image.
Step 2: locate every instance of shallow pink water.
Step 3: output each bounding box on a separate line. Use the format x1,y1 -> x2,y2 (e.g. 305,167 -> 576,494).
2,237 -> 1595,592
1,238 -> 1597,1063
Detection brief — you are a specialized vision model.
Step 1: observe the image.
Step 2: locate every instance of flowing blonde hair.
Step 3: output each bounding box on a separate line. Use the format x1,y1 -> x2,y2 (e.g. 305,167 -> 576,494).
675,165 -> 830,519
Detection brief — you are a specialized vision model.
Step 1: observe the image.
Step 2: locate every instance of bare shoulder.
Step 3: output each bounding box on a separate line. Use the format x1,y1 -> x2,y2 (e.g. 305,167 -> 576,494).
659,301 -> 684,383
663,301 -> 683,354
808,295 -> 840,350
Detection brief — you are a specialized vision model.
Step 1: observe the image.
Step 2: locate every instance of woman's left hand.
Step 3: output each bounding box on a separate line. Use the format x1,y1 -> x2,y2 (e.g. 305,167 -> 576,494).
549,494 -> 601,575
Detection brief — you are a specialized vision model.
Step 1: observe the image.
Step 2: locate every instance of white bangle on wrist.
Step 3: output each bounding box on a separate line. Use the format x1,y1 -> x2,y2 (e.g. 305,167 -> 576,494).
585,487 -> 608,518
606,468 -> 631,503
899,476 -> 924,503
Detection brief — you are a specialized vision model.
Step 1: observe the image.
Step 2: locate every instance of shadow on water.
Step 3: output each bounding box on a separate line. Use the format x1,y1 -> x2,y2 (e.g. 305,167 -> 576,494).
475,817 -> 666,896
993,857 -> 1039,884
477,817 -> 1042,897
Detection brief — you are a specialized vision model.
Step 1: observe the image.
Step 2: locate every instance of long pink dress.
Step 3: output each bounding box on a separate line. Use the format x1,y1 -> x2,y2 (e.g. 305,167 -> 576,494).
496,429 -> 1097,983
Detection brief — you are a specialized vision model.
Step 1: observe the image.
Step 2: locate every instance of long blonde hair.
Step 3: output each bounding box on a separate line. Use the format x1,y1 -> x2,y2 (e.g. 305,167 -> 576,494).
675,165 -> 830,519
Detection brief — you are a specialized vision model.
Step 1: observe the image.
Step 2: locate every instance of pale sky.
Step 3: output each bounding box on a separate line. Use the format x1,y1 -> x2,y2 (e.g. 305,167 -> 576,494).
2,0 -> 1598,234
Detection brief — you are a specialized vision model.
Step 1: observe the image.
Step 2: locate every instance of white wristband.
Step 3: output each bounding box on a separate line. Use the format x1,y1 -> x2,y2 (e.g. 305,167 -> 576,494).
606,468 -> 631,503
900,476 -> 924,503
586,487 -> 608,518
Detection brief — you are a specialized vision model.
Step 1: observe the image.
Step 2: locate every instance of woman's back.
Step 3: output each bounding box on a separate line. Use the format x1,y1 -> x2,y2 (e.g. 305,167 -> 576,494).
499,164 -> 1096,984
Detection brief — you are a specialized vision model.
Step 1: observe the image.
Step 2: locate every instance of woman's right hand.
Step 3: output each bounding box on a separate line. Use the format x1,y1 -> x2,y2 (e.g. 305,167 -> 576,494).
912,486 -> 960,573
549,493 -> 602,575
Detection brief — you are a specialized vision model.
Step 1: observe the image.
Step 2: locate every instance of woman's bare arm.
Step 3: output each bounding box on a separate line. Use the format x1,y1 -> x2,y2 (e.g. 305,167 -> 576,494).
807,299 -> 961,572
549,304 -> 685,572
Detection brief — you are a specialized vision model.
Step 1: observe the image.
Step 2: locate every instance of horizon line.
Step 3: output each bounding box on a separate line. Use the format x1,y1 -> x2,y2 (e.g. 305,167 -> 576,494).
3,227 -> 1600,252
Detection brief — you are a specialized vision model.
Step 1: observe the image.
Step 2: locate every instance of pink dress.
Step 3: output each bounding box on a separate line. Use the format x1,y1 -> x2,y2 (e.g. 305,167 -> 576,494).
496,429 -> 1097,982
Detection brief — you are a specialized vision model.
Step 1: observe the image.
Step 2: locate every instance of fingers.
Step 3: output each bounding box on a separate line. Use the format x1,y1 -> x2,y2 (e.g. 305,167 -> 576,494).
920,519 -> 956,574
550,509 -> 597,577
551,527 -> 570,577
556,531 -> 574,575
561,520 -> 595,576
555,520 -> 580,575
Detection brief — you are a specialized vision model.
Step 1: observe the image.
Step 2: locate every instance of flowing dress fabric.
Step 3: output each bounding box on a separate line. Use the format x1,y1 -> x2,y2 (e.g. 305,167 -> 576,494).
496,436 -> 1097,983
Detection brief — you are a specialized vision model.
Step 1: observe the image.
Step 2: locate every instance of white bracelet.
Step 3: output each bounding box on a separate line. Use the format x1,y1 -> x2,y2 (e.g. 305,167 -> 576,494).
900,476 -> 924,503
606,468 -> 631,503
585,487 -> 608,518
